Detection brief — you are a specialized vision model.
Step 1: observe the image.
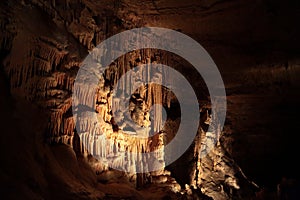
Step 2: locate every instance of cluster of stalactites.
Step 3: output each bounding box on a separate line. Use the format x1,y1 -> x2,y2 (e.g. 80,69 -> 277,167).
73,48 -> 174,172
78,130 -> 165,173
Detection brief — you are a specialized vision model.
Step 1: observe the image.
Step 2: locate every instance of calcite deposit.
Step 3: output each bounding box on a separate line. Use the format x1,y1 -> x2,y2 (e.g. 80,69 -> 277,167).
1,0 -> 299,199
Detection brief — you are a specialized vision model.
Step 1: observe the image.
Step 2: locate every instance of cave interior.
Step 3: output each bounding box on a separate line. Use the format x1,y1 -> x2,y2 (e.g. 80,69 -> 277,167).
0,0 -> 300,199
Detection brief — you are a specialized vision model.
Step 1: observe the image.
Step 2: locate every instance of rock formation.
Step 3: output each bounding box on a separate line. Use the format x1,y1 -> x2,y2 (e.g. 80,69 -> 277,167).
1,0 -> 300,199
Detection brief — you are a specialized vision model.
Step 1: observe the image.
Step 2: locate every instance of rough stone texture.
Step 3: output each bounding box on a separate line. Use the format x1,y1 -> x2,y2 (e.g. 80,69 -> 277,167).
1,0 -> 300,199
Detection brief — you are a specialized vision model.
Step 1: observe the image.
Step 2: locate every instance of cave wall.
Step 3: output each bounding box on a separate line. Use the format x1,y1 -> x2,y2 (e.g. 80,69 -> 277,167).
1,0 -> 300,199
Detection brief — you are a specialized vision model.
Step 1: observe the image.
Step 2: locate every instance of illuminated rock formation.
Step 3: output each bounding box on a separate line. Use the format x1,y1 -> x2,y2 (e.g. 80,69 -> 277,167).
4,0 -> 299,199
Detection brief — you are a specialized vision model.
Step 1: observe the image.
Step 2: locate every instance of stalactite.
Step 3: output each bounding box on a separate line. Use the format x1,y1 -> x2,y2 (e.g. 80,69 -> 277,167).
49,111 -> 63,136
63,116 -> 75,136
